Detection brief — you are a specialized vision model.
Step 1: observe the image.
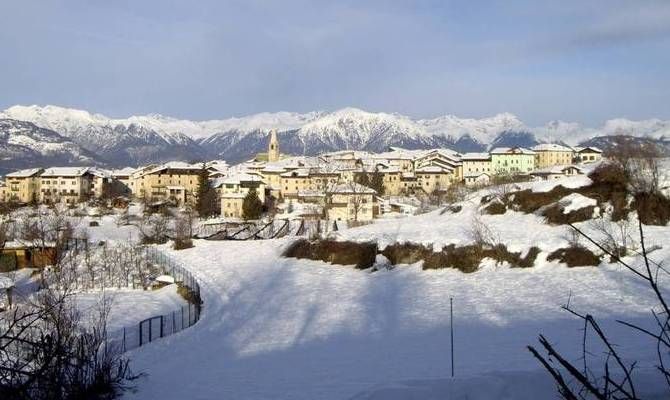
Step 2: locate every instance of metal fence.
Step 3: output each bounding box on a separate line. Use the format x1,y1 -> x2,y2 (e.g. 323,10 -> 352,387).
107,247 -> 202,353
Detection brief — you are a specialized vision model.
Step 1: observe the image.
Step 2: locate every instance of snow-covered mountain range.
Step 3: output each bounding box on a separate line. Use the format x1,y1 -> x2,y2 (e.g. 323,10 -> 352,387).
1,104 -> 669,168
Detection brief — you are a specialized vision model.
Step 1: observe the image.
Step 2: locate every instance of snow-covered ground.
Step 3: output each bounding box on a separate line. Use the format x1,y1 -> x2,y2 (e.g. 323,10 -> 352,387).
122,237 -> 669,399
75,285 -> 187,332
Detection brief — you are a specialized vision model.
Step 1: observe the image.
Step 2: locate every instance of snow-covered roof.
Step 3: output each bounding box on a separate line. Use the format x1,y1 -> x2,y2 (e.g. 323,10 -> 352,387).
415,165 -> 452,173
573,146 -> 603,153
490,147 -> 536,155
461,152 -> 491,161
280,169 -> 310,178
111,167 -> 136,177
6,168 -> 43,178
262,165 -> 287,173
147,161 -> 202,174
88,167 -> 112,178
154,275 -> 175,284
222,173 -> 264,185
326,182 -> 376,194
41,167 -> 90,177
298,189 -> 325,197
532,165 -> 584,175
532,143 -> 573,152
464,172 -> 492,178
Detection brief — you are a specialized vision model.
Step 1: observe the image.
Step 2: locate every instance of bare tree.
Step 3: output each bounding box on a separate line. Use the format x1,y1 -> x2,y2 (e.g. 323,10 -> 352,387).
0,241 -> 138,399
138,213 -> 170,245
589,216 -> 636,260
529,221 -> 670,400
172,210 -> 194,250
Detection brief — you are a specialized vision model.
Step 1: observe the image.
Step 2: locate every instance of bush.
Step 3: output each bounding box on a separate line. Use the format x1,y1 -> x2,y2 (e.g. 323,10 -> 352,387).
173,238 -> 194,250
633,192 -> 670,225
423,244 -> 483,273
588,162 -> 629,188
483,201 -> 507,215
542,204 -> 596,225
506,186 -> 571,213
283,239 -> 378,269
547,246 -> 601,267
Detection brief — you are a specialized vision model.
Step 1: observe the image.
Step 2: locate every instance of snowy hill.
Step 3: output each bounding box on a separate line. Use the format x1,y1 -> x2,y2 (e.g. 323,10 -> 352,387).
0,105 -> 206,166
119,172 -> 670,399
2,104 -> 670,167
0,119 -> 102,174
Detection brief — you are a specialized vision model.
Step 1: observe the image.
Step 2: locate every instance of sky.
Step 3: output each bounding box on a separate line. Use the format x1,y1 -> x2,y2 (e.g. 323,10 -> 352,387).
0,0 -> 669,126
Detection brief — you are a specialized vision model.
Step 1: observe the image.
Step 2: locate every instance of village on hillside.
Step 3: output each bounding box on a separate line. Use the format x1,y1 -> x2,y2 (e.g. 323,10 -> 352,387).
0,129 -> 603,224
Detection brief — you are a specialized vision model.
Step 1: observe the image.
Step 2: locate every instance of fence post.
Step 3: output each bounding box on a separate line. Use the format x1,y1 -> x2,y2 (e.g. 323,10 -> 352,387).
123,327 -> 126,352
173,311 -> 176,334
188,303 -> 192,326
160,315 -> 164,338
148,318 -> 152,343
181,306 -> 185,330
450,297 -> 454,378
139,321 -> 143,347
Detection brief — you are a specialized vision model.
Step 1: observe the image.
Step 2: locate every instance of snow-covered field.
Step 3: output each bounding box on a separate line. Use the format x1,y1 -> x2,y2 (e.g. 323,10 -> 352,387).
75,285 -> 187,332
122,237 -> 669,399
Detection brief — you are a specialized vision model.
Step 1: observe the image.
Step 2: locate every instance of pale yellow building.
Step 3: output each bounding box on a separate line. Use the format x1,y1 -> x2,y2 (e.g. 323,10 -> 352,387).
415,166 -> 459,194
130,162 -> 202,206
461,153 -> 492,186
220,173 -> 266,219
325,182 -> 376,222
532,144 -> 574,168
378,166 -> 403,196
573,147 -> 603,164
39,167 -> 94,205
4,168 -> 42,204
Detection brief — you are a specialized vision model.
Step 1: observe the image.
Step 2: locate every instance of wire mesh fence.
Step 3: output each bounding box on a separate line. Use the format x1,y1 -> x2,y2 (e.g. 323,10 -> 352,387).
107,247 -> 202,352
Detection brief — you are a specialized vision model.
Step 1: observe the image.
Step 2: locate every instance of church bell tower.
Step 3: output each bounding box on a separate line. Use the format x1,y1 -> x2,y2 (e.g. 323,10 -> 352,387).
268,129 -> 280,162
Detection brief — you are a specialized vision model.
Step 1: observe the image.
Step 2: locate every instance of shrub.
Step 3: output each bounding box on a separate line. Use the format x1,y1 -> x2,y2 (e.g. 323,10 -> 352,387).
423,244 -> 483,273
543,204 -> 596,225
633,192 -> 670,225
173,238 -> 194,250
283,239 -> 378,269
547,246 -> 601,267
485,245 -> 541,268
507,186 -> 571,213
483,201 -> 507,215
588,162 -> 629,188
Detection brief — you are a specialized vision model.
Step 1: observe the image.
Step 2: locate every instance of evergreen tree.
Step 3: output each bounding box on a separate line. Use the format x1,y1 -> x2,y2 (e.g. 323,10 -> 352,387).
370,168 -> 385,196
242,187 -> 263,220
355,172 -> 371,187
195,163 -> 217,217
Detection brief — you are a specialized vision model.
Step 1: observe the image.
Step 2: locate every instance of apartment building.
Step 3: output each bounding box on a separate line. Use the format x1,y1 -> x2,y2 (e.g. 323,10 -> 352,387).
461,153 -> 492,186
573,147 -> 603,164
325,182 -> 376,222
39,167 -> 93,204
4,168 -> 42,204
490,147 -> 536,175
532,144 -> 574,168
130,162 -> 202,206
220,173 -> 266,219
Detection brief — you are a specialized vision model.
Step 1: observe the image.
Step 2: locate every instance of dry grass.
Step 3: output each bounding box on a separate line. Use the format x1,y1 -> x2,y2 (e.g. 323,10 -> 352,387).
547,246 -> 601,267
